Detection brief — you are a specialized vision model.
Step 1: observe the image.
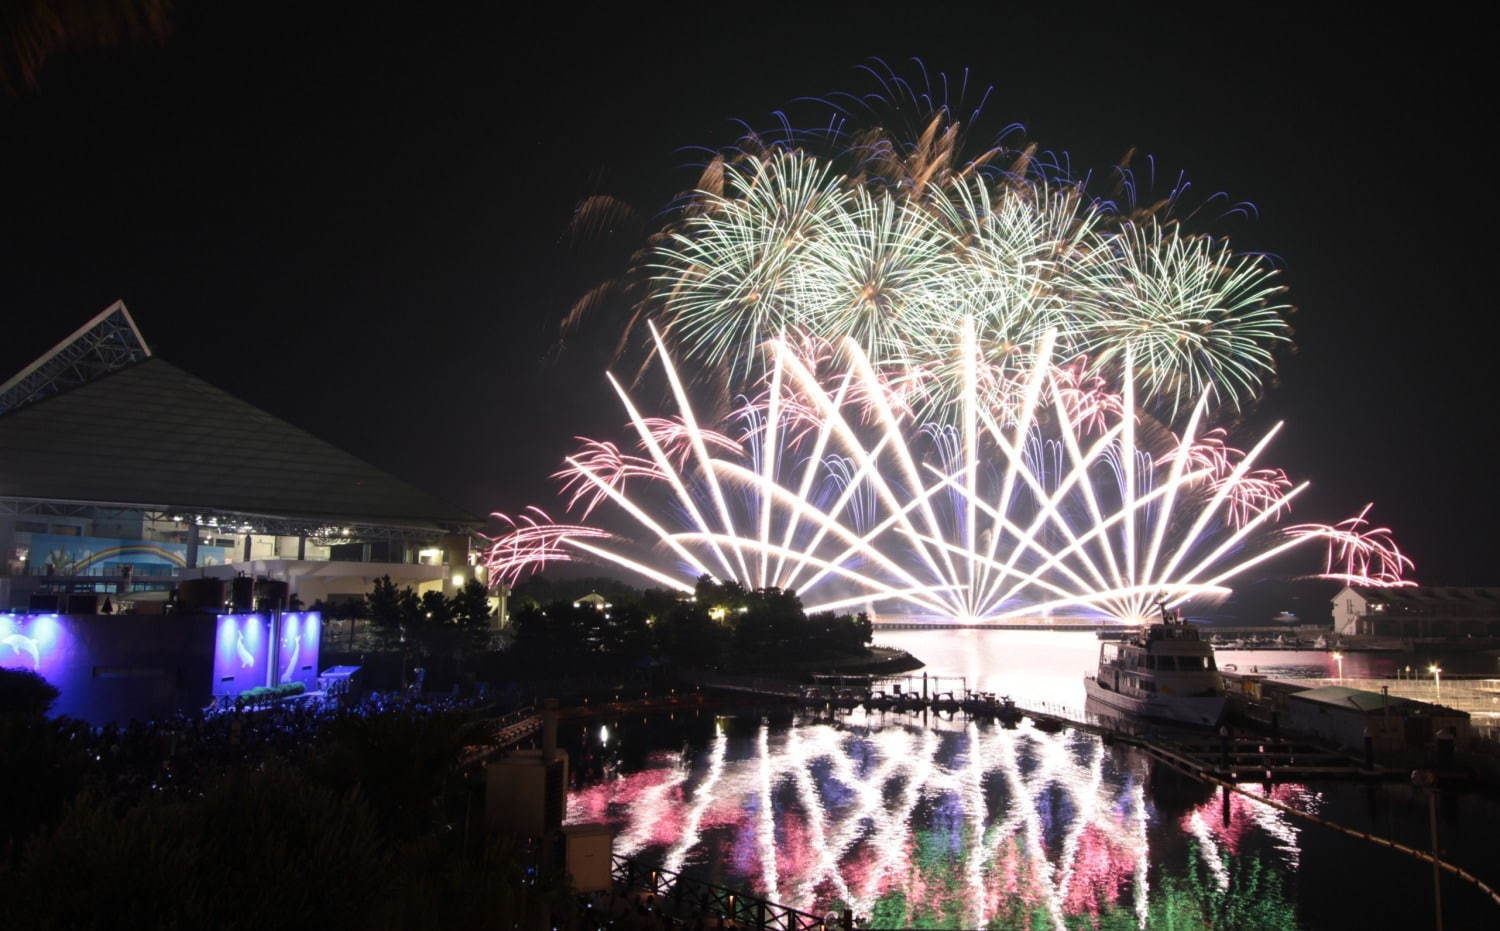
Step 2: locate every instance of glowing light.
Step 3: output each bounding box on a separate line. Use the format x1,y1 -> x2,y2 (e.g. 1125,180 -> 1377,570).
566,716 -> 1277,923
576,96 -> 1293,422
1288,503 -> 1415,588
484,324 -> 1393,623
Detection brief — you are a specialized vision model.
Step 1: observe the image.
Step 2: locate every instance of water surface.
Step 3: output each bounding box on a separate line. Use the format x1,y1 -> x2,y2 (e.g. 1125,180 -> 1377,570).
567,631 -> 1500,929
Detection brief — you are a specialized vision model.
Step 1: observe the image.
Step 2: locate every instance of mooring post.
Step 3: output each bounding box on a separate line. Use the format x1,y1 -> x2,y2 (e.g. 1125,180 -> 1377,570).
1414,769 -> 1442,931
543,698 -> 558,761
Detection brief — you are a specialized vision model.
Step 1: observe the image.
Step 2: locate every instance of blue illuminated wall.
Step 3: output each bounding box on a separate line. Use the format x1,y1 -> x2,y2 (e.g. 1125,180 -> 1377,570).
211,612 -> 322,696
1,611 -> 323,723
211,613 -> 271,696
1,612 -> 217,723
276,612 -> 322,689
1,612 -> 70,682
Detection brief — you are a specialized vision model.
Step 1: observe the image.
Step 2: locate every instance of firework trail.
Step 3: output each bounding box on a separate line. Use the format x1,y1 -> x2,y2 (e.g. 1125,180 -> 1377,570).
484,321 -> 1409,621
510,64 -> 1411,615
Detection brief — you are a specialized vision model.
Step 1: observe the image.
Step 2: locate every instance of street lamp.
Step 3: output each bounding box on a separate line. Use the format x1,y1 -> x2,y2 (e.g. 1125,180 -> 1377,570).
1428,664 -> 1442,701
1332,651 -> 1344,684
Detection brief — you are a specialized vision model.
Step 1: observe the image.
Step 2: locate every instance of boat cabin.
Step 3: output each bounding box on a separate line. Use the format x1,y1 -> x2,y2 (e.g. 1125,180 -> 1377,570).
1097,620 -> 1222,699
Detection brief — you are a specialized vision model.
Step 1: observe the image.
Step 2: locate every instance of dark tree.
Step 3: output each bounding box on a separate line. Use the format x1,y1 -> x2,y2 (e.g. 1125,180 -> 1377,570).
418,589 -> 453,626
367,575 -> 420,649
451,578 -> 495,652
0,667 -> 58,717
651,598 -> 730,669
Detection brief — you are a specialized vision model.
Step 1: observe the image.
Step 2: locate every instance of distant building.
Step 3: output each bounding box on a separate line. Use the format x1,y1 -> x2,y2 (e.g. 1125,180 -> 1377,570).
1331,585 -> 1500,638
0,302 -> 490,615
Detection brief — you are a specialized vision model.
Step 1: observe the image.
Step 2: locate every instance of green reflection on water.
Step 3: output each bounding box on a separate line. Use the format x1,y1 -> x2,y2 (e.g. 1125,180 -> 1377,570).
1140,842 -> 1296,931
844,837 -> 1296,930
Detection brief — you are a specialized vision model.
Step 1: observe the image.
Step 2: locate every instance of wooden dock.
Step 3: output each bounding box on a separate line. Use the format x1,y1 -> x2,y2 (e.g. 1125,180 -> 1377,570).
784,683 -> 1394,781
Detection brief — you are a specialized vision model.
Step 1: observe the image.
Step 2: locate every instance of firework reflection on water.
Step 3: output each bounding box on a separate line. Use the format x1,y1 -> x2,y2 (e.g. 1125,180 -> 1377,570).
567,709 -> 1310,929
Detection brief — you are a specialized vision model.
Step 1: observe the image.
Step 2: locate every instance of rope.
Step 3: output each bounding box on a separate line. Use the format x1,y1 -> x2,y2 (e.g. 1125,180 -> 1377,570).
1134,741 -> 1500,909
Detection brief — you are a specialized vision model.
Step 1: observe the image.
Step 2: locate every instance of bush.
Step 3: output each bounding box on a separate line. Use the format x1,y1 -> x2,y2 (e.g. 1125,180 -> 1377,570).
11,764 -> 389,930
0,713 -> 92,865
237,681 -> 307,704
0,667 -> 59,717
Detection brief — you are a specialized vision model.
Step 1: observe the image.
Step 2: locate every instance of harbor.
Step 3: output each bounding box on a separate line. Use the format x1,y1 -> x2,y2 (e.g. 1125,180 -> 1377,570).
453,625 -> 1500,927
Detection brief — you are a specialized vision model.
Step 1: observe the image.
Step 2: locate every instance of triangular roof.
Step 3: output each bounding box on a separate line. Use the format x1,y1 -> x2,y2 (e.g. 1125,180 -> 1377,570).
0,300 -> 150,415
0,356 -> 478,530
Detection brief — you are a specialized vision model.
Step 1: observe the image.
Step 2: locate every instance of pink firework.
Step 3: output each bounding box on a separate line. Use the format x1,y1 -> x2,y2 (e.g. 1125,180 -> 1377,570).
554,437 -> 663,517
1169,428 -> 1293,528
640,416 -> 742,468
848,361 -> 922,422
781,327 -> 925,424
1050,360 -> 1123,436
481,507 -> 613,587
1288,504 -> 1415,587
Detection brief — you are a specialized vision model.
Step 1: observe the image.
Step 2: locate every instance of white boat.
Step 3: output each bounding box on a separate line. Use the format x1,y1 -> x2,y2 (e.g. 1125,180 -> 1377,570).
1083,611 -> 1227,727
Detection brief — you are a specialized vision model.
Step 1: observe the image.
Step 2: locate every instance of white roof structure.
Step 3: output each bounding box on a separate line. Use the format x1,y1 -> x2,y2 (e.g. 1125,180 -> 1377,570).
0,300 -> 150,415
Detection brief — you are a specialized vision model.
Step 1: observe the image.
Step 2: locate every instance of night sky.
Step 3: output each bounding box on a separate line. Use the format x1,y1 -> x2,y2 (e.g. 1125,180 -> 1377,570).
2,3 -> 1493,593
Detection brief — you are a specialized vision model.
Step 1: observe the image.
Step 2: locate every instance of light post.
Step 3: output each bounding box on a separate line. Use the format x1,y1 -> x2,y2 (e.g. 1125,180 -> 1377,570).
1429,664 -> 1442,702
1332,651 -> 1344,684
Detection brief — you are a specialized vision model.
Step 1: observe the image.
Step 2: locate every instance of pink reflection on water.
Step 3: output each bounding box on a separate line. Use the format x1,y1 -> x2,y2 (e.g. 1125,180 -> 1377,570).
567,719 -> 1154,924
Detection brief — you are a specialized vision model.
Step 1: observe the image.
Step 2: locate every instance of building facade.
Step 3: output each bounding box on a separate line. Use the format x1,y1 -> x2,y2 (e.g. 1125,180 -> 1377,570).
0,302 -> 492,617
1331,585 -> 1500,638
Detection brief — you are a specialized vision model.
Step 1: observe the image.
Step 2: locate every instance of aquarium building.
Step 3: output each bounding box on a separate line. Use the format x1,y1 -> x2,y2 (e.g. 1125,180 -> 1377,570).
0,302 -> 486,613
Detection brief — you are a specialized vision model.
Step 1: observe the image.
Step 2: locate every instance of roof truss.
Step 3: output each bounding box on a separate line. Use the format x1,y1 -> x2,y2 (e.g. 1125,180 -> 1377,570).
0,300 -> 151,415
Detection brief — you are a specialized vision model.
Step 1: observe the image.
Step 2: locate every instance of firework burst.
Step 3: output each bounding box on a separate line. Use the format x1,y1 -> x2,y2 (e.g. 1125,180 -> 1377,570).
485,321 -> 1404,621
569,64 -> 1292,421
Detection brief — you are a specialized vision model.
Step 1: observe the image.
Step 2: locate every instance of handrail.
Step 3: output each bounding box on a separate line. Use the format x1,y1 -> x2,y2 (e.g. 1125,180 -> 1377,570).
1133,740 -> 1500,910
611,854 -> 842,930
459,705 -> 541,768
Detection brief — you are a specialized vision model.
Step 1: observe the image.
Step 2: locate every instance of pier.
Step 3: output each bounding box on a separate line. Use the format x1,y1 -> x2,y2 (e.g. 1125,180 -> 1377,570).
610,856 -> 838,930
707,674 -> 1403,782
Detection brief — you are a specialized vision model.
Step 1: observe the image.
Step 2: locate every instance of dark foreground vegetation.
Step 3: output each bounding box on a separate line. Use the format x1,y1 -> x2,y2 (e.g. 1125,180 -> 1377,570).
0,574 -> 879,928
506,575 -> 874,679
0,669 -> 567,930
317,573 -> 875,691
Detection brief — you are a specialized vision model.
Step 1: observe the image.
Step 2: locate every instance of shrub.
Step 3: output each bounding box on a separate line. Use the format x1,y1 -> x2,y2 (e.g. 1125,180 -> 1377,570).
10,764 -> 390,930
0,667 -> 59,717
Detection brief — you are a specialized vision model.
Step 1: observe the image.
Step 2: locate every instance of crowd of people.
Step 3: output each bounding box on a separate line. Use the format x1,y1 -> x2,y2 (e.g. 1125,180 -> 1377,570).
17,682 -> 505,805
